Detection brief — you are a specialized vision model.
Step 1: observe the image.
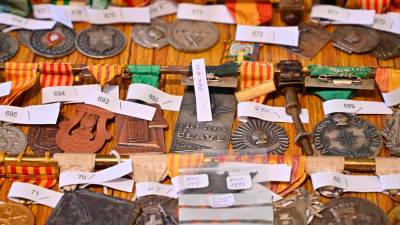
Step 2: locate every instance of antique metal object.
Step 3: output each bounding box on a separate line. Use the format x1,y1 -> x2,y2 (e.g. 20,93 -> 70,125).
132,19 -> 170,49
159,198 -> 178,225
332,26 -> 379,54
166,20 -> 219,52
276,60 -> 312,156
382,109 -> 400,157
115,103 -> 168,153
311,197 -> 388,225
46,189 -> 141,225
312,0 -> 347,6
135,195 -> 175,225
18,29 -> 32,48
0,32 -> 19,63
76,26 -> 126,58
388,205 -> 400,225
0,125 -> 27,154
305,75 -> 375,90
370,31 -> 400,60
313,113 -> 382,158
279,0 -> 305,25
284,23 -> 331,59
170,89 -> 236,152
56,104 -> 114,153
28,125 -> 62,154
30,24 -> 76,58
223,41 -> 262,62
0,202 -> 35,225
231,118 -> 289,154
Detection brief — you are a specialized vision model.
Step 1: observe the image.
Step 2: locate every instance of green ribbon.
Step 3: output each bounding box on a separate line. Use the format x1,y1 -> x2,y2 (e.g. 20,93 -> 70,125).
89,0 -> 109,9
0,0 -> 30,17
127,65 -> 161,88
307,65 -> 372,101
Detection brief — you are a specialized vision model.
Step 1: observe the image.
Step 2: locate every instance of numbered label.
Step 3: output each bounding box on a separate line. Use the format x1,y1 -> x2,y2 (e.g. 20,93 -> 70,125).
254,105 -> 271,114
209,194 -> 235,208
5,110 -> 17,118
97,96 -> 110,105
53,90 -> 66,97
227,174 -> 252,190
182,174 -> 209,189
343,103 -> 355,109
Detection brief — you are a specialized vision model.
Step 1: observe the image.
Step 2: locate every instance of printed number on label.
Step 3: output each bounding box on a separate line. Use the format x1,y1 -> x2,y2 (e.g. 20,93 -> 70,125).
5,110 -> 17,117
343,103 -> 355,109
97,96 -> 110,104
53,91 -> 66,96
252,31 -> 263,38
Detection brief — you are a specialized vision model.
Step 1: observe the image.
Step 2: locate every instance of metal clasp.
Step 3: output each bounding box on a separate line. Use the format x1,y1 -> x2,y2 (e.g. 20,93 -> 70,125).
318,72 -> 362,86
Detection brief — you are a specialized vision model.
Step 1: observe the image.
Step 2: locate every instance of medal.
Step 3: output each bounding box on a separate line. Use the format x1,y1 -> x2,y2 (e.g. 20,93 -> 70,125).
0,32 -> 19,63
136,195 -> 176,225
388,205 -> 400,225
0,202 -> 35,225
132,19 -> 170,49
312,113 -> 382,158
370,31 -> 400,60
27,125 -> 62,154
18,29 -> 32,48
332,26 -> 379,54
76,26 -> 126,58
382,109 -> 400,157
0,125 -> 27,154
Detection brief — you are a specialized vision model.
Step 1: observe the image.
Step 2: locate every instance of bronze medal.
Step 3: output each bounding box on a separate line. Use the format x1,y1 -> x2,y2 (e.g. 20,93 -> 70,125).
388,205 -> 400,225
135,195 -> 176,225
370,31 -> 400,60
332,26 -> 379,54
28,125 -> 62,154
382,110 -> 400,157
0,202 -> 35,225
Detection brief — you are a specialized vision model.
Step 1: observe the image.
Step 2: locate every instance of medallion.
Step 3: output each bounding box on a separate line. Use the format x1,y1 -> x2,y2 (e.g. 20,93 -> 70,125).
56,104 -> 114,153
332,26 -> 379,54
222,41 -> 262,63
30,24 -> 76,58
135,195 -> 176,225
27,125 -> 62,154
166,20 -> 219,52
0,125 -> 27,154
313,113 -> 382,158
18,29 -> 32,48
311,197 -> 388,225
369,31 -> 400,60
382,110 -> 400,157
170,89 -> 236,152
115,103 -> 168,153
0,32 -> 19,63
284,23 -> 331,59
132,19 -> 170,49
76,26 -> 126,58
159,198 -> 178,225
231,118 -> 289,154
388,205 -> 400,225
0,202 -> 35,225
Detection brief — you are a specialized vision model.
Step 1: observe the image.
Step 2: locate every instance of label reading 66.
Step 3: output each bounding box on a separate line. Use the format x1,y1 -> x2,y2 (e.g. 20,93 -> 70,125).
97,96 -> 110,104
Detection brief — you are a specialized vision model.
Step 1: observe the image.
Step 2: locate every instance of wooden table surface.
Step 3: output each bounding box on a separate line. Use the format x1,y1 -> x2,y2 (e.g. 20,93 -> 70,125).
0,8 -> 399,225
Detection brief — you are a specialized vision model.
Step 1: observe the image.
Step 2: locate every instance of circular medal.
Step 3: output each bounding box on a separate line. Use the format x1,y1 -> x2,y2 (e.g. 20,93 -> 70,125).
76,26 -> 126,58
332,26 -> 379,53
166,20 -> 219,52
132,19 -> 170,49
382,110 -> 400,157
370,31 -> 400,60
18,29 -> 32,48
0,202 -> 35,225
312,197 -> 388,225
0,125 -> 27,154
231,118 -> 289,154
28,125 -> 62,154
0,32 -> 19,63
388,205 -> 400,225
30,24 -> 76,58
313,113 -> 382,158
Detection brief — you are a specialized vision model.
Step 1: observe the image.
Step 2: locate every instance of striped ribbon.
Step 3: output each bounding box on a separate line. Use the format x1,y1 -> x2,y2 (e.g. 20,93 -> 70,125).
30,0 -> 86,4
240,61 -> 274,103
111,0 -> 150,6
0,165 -> 5,186
87,64 -> 122,86
225,0 -> 273,25
376,67 -> 400,93
358,0 -> 391,13
40,62 -> 74,87
0,62 -> 38,105
390,0 -> 400,11
5,162 -> 59,188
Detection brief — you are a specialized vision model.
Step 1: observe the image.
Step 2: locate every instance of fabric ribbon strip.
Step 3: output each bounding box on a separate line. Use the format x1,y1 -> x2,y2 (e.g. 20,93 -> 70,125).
358,0 -> 391,13
87,64 -> 122,86
127,65 -> 161,88
129,153 -> 168,182
40,62 -> 74,87
225,0 -> 272,25
375,67 -> 400,93
0,0 -> 30,16
111,0 -> 150,6
5,161 -> 59,188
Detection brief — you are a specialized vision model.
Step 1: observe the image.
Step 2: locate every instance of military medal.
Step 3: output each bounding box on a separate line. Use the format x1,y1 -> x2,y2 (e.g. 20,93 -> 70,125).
18,29 -> 32,48
135,195 -> 176,225
0,125 -> 27,154
388,205 -> 400,225
332,26 -> 379,54
0,202 -> 35,225
231,118 -> 289,154
27,125 -> 62,154
313,113 -> 382,158
221,41 -> 262,63
76,26 -> 126,58
382,109 -> 400,157
132,19 -> 170,49
0,32 -> 19,63
370,31 -> 400,60
30,24 -> 76,58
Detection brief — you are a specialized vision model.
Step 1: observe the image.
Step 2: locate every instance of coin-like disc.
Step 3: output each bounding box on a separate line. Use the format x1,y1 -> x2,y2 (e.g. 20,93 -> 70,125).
313,113 -> 382,158
370,31 -> 400,60
76,26 -> 126,58
0,32 -> 19,63
231,118 -> 289,154
132,19 -> 170,49
18,29 -> 32,48
0,125 -> 27,154
332,26 -> 379,53
382,110 -> 400,157
0,202 -> 35,225
27,125 -> 62,154
388,205 -> 400,225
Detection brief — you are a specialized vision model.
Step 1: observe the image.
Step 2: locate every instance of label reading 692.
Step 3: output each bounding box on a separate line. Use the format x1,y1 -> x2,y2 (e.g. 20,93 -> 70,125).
97,96 -> 110,104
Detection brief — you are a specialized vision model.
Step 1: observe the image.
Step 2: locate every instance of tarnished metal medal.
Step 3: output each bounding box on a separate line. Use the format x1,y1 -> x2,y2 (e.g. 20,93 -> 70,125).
76,26 -> 126,58
135,195 -> 176,225
231,118 -> 289,154
370,31 -> 400,60
0,32 -> 19,63
311,197 -> 388,225
166,20 -> 219,52
0,125 -> 27,154
313,113 -> 382,158
332,26 -> 379,54
388,205 -> 400,225
132,19 -> 170,49
382,110 -> 400,157
0,202 -> 35,225
30,24 -> 76,58
28,125 -> 62,154
18,29 -> 32,48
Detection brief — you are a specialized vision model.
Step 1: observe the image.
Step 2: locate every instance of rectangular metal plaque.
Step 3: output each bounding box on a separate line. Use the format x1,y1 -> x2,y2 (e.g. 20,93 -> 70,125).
305,77 -> 375,90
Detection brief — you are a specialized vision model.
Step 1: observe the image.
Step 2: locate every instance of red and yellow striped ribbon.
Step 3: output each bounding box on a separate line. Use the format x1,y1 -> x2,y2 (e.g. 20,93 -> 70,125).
87,64 -> 122,86
40,62 -> 74,87
5,163 -> 59,188
390,0 -> 400,11
0,62 -> 38,105
358,0 -> 391,13
375,68 -> 400,93
225,0 -> 273,25
0,165 -> 5,186
240,61 -> 274,103
111,0 -> 150,6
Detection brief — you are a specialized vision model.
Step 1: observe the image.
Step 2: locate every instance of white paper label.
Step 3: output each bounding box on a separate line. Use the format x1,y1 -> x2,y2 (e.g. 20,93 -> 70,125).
0,13 -> 56,31
177,3 -> 235,24
103,84 -> 119,100
0,103 -> 60,124
192,58 -> 212,121
310,5 -> 375,25
59,160 -> 134,192
87,6 -> 150,24
126,83 -> 182,111
322,99 -> 393,115
311,171 -> 381,192
382,86 -> 400,107
237,102 -> 309,123
209,194 -> 235,208
33,4 -> 73,28
8,182 -> 63,208
176,174 -> 209,190
62,5 -> 89,22
136,182 -> 178,198
235,25 -> 299,47
226,175 -> 252,190
149,0 -> 177,19
42,84 -> 102,104
0,81 -> 12,98
370,13 -> 400,34
380,174 -> 400,191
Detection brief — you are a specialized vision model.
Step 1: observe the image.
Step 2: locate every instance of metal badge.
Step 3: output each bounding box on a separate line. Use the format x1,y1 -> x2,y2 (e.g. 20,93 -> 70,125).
222,41 -> 262,63
27,125 -> 62,154
132,19 -> 170,49
382,110 -> 400,157
0,125 -> 27,154
166,20 -> 219,53
30,24 -> 75,58
136,195 -> 175,225
388,205 -> 400,225
18,29 -> 32,48
311,197 -> 389,225
231,118 -> 289,154
284,23 -> 331,59
332,26 -> 379,54
0,202 -> 35,225
313,113 -> 382,158
170,89 -> 236,152
0,32 -> 19,63
76,26 -> 126,58
370,31 -> 400,60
